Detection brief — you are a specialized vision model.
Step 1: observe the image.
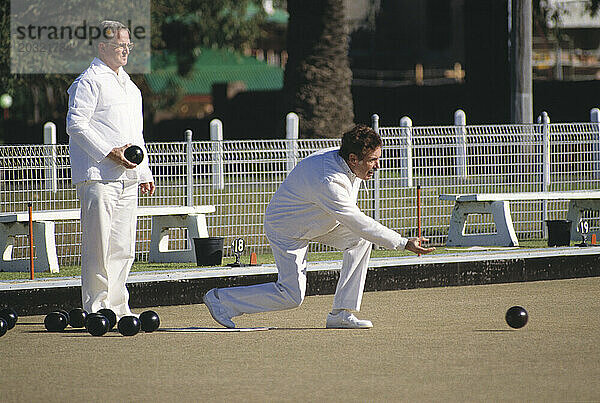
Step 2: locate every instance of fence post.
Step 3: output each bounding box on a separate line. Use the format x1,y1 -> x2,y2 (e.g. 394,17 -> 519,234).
400,116 -> 413,188
454,109 -> 467,180
371,113 -> 379,134
538,111 -> 550,238
184,129 -> 194,206
286,112 -> 299,173
43,121 -> 57,194
371,114 -> 381,225
592,108 -> 600,179
592,108 -> 600,123
210,119 -> 225,190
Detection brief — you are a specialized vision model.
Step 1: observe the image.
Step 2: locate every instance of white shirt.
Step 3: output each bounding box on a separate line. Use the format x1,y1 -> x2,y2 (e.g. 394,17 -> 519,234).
265,148 -> 408,250
66,57 -> 153,185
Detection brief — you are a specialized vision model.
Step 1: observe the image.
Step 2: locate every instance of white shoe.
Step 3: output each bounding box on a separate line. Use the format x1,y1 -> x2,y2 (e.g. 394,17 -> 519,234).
326,311 -> 373,329
203,288 -> 236,328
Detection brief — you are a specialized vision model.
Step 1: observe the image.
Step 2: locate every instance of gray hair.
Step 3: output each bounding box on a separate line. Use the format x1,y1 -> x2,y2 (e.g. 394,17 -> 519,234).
100,20 -> 130,41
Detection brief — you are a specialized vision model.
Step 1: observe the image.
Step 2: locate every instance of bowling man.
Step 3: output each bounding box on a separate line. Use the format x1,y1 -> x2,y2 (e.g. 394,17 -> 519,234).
204,125 -> 434,329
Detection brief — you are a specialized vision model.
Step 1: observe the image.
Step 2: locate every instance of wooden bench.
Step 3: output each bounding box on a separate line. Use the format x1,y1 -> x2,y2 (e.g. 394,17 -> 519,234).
439,191 -> 600,246
0,205 -> 215,273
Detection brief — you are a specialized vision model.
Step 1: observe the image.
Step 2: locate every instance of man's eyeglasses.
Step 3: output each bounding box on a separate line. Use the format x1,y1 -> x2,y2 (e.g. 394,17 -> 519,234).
104,42 -> 135,52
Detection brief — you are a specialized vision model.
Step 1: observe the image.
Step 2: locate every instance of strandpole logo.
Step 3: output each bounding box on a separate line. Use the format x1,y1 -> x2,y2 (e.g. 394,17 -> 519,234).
10,0 -> 150,74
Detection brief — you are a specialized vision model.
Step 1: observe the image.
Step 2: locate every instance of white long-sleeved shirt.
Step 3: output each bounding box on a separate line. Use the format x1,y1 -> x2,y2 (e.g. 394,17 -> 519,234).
66,57 -> 153,185
265,148 -> 408,250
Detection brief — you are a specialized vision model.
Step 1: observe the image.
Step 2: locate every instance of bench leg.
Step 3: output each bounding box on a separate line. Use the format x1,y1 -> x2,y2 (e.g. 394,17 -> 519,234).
446,201 -> 519,247
149,214 -> 209,263
0,221 -> 59,273
566,199 -> 600,241
35,221 -> 60,273
1,225 -> 17,264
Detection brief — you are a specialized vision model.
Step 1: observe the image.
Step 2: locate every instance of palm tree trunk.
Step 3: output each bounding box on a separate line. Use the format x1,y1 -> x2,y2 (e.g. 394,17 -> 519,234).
284,0 -> 355,138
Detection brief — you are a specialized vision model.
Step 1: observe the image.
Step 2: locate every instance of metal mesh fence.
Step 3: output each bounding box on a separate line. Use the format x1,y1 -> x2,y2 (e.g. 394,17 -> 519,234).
377,122 -> 600,242
1,121 -> 599,268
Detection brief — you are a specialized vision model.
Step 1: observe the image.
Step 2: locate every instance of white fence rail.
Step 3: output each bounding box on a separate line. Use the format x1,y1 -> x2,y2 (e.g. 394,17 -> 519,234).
1,113 -> 600,268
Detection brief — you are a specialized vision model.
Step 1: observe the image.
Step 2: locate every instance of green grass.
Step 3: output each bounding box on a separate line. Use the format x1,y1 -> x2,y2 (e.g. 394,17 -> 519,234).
0,240 -> 554,281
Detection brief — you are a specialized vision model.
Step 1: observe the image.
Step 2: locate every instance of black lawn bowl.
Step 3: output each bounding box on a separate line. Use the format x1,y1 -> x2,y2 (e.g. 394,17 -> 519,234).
124,145 -> 144,164
98,309 -> 117,330
86,314 -> 110,337
44,312 -> 68,332
505,306 -> 529,329
139,310 -> 160,333
0,307 -> 18,330
0,318 -> 7,337
117,316 -> 141,336
68,308 -> 88,328
56,309 -> 70,325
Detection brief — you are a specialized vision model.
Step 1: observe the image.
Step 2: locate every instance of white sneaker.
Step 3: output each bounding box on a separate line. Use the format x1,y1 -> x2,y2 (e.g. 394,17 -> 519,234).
326,310 -> 373,329
203,288 -> 236,328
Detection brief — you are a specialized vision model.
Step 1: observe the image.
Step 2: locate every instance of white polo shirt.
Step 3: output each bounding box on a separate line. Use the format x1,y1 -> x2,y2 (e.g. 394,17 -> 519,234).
66,57 -> 153,185
265,148 -> 408,250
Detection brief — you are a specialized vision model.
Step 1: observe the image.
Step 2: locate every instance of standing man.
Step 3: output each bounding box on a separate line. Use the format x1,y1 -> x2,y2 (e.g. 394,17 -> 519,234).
66,20 -> 154,318
204,124 -> 434,329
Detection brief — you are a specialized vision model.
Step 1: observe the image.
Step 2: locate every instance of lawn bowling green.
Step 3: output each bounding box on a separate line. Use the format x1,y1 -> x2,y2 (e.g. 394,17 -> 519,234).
1,277 -> 599,401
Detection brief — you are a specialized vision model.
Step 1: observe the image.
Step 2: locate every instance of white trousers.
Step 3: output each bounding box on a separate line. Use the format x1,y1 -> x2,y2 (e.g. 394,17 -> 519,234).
218,224 -> 373,316
76,180 -> 138,317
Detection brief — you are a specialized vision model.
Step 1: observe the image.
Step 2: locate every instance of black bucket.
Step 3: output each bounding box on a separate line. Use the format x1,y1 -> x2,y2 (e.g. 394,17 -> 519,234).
546,220 -> 572,247
193,237 -> 224,266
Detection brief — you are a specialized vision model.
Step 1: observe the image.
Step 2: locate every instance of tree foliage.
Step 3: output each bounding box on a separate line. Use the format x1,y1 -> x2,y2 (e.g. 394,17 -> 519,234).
0,0 -> 269,131
152,0 -> 267,75
2,0 -> 600,141
0,0 -> 75,130
533,0 -> 600,39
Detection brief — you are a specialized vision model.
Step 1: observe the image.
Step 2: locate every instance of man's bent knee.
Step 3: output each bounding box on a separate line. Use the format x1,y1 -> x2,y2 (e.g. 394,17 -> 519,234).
275,282 -> 305,308
345,237 -> 371,251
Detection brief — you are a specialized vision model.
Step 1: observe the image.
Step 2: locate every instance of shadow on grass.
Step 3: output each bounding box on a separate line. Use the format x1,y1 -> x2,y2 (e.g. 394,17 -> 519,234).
270,327 -> 329,331
156,326 -> 332,332
27,329 -> 125,337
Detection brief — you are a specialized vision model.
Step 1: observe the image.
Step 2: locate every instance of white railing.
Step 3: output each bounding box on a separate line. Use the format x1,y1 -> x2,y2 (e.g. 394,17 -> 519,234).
1,110 -> 599,267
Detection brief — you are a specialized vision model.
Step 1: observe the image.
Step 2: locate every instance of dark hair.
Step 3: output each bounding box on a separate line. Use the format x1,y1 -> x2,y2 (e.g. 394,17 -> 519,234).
338,124 -> 382,161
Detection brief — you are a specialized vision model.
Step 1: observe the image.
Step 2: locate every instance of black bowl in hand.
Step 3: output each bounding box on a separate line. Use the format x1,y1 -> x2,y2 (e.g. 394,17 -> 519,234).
124,145 -> 144,164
